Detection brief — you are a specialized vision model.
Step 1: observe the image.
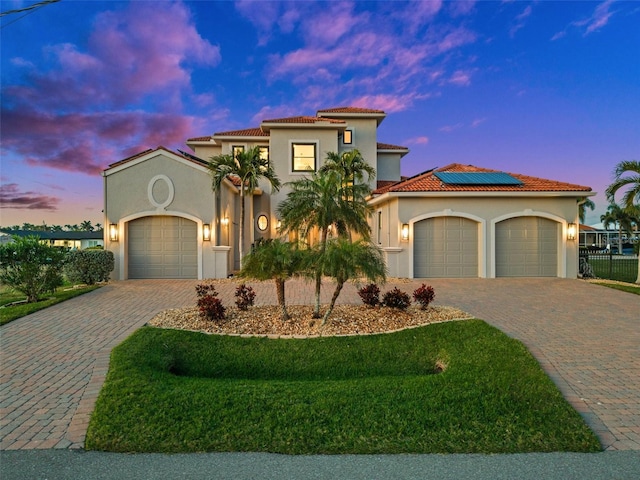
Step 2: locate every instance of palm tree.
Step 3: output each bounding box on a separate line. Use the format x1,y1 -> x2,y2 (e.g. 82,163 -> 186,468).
277,168 -> 372,318
320,149 -> 376,190
312,238 -> 386,325
579,198 -> 596,224
605,160 -> 640,283
80,220 -> 94,231
208,146 -> 281,269
606,160 -> 640,212
600,203 -> 638,254
239,239 -> 302,321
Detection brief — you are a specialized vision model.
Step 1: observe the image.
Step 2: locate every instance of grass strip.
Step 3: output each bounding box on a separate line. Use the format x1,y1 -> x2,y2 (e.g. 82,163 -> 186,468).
591,281 -> 640,295
0,285 -> 100,325
86,321 -> 600,454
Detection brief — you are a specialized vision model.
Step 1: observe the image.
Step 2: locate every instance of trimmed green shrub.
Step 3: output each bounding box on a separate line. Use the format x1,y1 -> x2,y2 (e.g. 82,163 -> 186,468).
64,249 -> 114,285
0,235 -> 65,303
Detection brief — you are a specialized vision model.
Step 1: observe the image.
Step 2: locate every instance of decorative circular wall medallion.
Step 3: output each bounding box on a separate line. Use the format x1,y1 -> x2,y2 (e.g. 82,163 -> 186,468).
148,175 -> 175,209
257,214 -> 268,231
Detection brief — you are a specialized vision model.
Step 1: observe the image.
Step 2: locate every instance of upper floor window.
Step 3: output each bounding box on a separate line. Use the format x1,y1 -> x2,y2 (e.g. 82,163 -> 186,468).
292,143 -> 316,172
259,146 -> 269,162
232,145 -> 244,159
343,129 -> 353,145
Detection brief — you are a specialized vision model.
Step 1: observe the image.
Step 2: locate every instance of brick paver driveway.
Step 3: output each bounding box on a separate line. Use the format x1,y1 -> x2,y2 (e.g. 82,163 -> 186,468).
1,278 -> 638,451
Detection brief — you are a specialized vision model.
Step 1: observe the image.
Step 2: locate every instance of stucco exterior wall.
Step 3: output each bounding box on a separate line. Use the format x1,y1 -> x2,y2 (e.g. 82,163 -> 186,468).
376,152 -> 402,182
266,127 -> 339,225
103,152 -> 230,280
371,194 -> 581,278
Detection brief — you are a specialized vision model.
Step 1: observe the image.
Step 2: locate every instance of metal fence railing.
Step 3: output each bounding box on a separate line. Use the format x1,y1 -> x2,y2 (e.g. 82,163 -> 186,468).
579,248 -> 639,283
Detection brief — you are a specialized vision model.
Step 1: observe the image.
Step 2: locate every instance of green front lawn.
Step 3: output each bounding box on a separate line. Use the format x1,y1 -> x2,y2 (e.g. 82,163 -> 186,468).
588,257 -> 638,283
592,281 -> 640,295
86,321 -> 600,454
0,284 -> 100,325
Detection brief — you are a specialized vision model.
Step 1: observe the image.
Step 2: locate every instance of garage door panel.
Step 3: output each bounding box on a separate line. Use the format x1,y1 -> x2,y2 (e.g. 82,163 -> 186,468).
496,217 -> 557,277
414,217 -> 478,278
128,216 -> 197,279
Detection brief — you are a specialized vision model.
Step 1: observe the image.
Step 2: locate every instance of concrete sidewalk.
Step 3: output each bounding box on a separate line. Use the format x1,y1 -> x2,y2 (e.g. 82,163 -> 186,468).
1,278 -> 639,454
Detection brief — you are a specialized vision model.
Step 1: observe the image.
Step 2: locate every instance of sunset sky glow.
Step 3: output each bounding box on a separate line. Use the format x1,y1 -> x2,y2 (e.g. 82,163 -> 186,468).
1,0 -> 639,228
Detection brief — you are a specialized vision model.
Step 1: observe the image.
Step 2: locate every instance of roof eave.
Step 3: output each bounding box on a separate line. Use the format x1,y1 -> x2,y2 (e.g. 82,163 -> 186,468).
261,122 -> 346,132
368,190 -> 595,206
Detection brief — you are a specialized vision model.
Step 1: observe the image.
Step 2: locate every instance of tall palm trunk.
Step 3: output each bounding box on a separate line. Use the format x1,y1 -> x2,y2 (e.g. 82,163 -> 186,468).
322,280 -> 344,325
275,278 -> 289,320
239,190 -> 245,269
312,227 -> 329,318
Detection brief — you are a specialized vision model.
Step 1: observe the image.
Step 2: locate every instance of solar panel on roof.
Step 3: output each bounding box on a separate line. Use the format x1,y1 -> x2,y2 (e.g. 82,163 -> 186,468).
434,172 -> 523,185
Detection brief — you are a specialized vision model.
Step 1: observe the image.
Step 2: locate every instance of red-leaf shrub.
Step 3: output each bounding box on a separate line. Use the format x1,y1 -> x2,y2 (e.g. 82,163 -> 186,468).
413,284 -> 435,310
358,283 -> 380,307
195,283 -> 225,320
235,283 -> 256,311
382,287 -> 411,310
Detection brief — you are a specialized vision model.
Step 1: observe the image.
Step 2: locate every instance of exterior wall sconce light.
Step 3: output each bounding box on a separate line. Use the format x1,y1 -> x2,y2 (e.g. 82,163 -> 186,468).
221,217 -> 229,227
109,224 -> 118,242
257,214 -> 268,232
567,222 -> 577,241
203,224 -> 211,241
401,223 -> 410,242
276,219 -> 282,230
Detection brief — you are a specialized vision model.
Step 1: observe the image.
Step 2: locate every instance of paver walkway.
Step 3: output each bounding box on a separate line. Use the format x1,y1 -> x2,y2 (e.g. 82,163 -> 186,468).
1,278 -> 638,451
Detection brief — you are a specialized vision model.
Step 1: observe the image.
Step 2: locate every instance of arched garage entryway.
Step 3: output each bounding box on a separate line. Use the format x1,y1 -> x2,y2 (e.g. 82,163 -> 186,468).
127,216 -> 197,279
414,217 -> 479,278
495,216 -> 558,277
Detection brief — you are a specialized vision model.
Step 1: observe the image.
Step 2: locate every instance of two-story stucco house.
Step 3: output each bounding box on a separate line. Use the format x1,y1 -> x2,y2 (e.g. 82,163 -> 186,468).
102,106 -> 593,280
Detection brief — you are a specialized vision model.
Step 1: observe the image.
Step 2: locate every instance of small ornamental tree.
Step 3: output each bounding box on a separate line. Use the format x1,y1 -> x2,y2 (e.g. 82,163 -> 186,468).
239,239 -> 303,321
0,235 -> 65,303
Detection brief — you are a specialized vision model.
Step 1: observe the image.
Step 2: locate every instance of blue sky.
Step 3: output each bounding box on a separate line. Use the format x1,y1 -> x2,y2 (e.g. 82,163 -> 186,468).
1,0 -> 639,228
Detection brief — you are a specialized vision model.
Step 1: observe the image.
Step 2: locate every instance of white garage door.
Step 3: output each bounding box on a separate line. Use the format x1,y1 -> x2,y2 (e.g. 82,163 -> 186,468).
495,216 -> 558,277
414,217 -> 478,278
128,216 -> 197,279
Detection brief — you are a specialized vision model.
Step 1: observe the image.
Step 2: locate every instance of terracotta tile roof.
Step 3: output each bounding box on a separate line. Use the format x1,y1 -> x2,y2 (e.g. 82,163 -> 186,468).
106,146 -> 207,170
373,163 -> 592,195
377,142 -> 408,151
317,106 -> 385,114
213,127 -> 268,137
186,135 -> 213,142
262,115 -> 345,125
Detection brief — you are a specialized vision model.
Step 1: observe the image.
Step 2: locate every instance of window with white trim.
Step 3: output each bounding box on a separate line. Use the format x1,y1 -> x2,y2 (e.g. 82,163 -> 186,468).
232,145 -> 244,159
292,143 -> 316,172
259,146 -> 269,162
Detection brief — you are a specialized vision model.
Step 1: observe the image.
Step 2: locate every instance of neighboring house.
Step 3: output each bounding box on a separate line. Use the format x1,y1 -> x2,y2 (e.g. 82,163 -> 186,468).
0,230 -> 104,249
102,106 -> 593,280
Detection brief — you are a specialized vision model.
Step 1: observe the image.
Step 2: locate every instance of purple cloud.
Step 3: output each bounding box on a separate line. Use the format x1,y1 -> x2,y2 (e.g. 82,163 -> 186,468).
439,123 -> 464,133
551,0 -> 617,40
405,136 -> 430,145
257,2 -> 476,113
1,1 -> 219,174
0,184 -> 60,211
